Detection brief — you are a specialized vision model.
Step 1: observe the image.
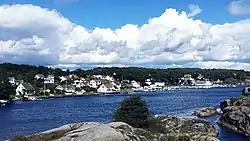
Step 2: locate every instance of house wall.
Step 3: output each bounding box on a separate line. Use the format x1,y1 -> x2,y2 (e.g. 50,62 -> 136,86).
16,84 -> 25,95
97,84 -> 108,93
89,80 -> 98,88
154,82 -> 165,87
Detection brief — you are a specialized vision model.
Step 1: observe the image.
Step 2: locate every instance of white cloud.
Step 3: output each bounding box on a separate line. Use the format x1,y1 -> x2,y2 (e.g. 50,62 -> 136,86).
228,0 -> 250,15
187,4 -> 202,17
0,4 -> 250,70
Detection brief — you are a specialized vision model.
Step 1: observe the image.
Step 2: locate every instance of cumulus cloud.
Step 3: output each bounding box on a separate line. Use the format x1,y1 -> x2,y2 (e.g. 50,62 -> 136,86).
228,0 -> 250,15
187,4 -> 202,17
0,4 -> 250,70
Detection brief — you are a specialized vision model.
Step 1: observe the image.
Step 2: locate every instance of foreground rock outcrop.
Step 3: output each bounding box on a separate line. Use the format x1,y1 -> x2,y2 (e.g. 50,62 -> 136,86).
12,116 -> 219,141
194,107 -> 217,117
218,95 -> 250,136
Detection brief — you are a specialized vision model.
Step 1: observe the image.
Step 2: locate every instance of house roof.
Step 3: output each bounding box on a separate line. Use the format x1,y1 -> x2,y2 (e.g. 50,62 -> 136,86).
104,83 -> 114,89
22,83 -> 35,91
35,74 -> 45,77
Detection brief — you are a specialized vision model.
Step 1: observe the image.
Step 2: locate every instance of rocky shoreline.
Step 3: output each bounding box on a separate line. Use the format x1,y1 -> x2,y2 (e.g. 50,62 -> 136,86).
217,95 -> 250,136
11,115 -> 219,141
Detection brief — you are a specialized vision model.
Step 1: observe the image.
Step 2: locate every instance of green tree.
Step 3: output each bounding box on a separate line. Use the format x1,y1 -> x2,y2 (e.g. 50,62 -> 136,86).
0,81 -> 15,100
113,95 -> 152,127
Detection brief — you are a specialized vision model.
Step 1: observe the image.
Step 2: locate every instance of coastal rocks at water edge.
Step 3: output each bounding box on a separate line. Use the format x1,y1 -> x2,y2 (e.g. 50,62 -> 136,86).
13,116 -> 219,141
193,107 -> 218,117
218,95 -> 250,136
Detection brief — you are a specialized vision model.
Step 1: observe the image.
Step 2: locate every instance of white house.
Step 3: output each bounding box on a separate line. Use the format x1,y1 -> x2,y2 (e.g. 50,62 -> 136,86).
105,75 -> 115,81
8,77 -> 23,86
34,74 -> 45,80
16,83 -> 35,96
75,89 -> 86,95
89,80 -> 98,88
93,75 -> 103,79
59,76 -> 69,82
44,75 -> 54,84
69,74 -> 79,80
111,82 -> 121,91
56,85 -> 76,95
96,80 -> 102,86
64,85 -> 76,93
195,80 -> 213,86
145,79 -> 152,86
8,77 -> 15,85
73,80 -> 82,88
154,82 -> 165,87
179,74 -> 196,85
131,80 -> 141,88
97,83 -> 119,93
55,85 -> 64,91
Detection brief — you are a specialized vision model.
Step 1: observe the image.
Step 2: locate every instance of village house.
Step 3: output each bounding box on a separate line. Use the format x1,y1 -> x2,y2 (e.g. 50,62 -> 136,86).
111,81 -> 121,91
34,74 -> 45,80
55,85 -> 64,91
179,74 -> 196,85
55,84 -> 76,95
89,80 -> 98,88
75,88 -> 86,95
63,85 -> 76,95
131,80 -> 141,88
97,83 -> 119,93
69,74 -> 79,80
8,77 -> 15,85
59,76 -> 69,82
105,75 -> 115,81
145,79 -> 152,86
153,82 -> 165,88
44,75 -> 55,84
122,80 -> 130,84
195,79 -> 213,86
8,77 -> 24,86
16,83 -> 35,96
93,75 -> 103,79
73,80 -> 82,88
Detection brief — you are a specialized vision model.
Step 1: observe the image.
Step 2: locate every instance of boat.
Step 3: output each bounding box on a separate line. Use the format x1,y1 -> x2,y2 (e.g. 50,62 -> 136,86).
27,96 -> 38,101
22,96 -> 39,101
0,100 -> 8,106
65,92 -> 73,95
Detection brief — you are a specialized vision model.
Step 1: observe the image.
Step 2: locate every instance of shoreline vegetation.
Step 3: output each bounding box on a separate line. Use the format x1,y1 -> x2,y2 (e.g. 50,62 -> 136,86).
8,84 -> 239,102
1,62 -> 246,104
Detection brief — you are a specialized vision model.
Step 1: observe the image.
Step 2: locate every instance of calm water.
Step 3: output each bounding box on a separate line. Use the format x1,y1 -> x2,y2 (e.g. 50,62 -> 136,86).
0,87 -> 249,141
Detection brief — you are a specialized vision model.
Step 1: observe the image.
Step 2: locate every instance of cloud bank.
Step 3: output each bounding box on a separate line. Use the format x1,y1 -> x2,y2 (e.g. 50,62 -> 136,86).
228,0 -> 250,15
0,4 -> 250,70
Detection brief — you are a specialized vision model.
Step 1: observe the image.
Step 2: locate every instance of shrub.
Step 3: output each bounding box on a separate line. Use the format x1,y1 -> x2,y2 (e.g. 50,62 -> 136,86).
113,95 -> 152,128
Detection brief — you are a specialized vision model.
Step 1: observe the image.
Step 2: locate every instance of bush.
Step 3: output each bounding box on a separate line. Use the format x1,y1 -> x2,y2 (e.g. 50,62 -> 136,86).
113,95 -> 152,128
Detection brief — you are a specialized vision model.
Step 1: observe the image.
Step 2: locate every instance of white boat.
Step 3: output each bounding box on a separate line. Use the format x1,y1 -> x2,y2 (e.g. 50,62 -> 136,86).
65,92 -> 73,95
27,96 -> 38,101
0,99 -> 9,106
49,94 -> 55,97
0,100 -> 8,103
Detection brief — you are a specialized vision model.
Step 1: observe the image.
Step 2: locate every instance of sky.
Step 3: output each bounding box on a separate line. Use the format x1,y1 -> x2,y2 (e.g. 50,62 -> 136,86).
0,0 -> 250,70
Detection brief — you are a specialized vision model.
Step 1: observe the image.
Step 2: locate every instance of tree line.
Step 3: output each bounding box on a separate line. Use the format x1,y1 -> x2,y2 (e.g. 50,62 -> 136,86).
0,63 -> 247,85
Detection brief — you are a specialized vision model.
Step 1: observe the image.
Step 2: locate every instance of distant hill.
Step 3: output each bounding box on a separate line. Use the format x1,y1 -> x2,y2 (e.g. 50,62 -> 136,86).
0,63 -> 248,85
79,67 -> 247,84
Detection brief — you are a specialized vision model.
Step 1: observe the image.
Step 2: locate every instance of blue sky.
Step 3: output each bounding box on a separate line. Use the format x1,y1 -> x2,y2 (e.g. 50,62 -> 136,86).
1,0 -> 250,70
0,0 -> 249,29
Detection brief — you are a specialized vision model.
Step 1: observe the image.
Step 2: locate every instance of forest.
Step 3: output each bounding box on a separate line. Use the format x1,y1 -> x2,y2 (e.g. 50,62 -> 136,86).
0,63 -> 247,85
